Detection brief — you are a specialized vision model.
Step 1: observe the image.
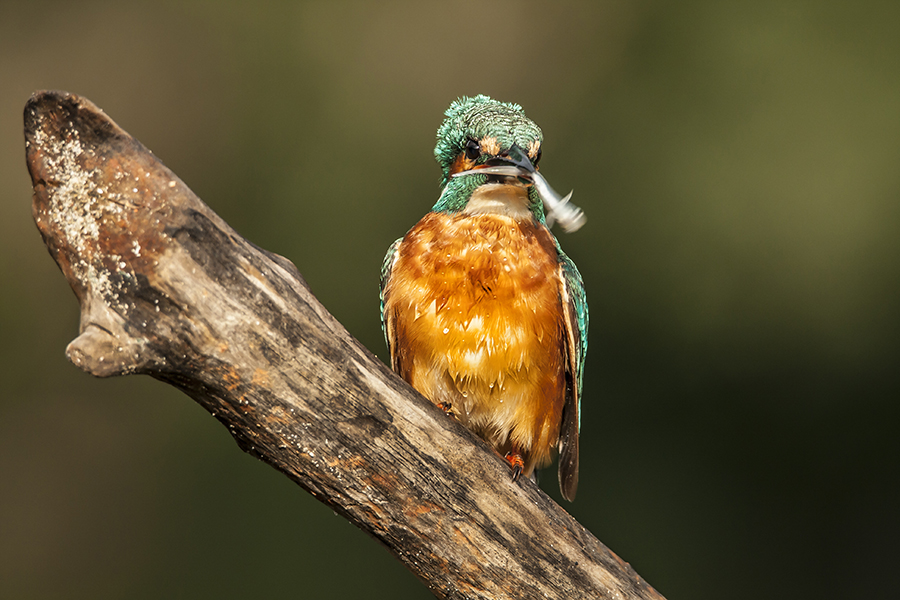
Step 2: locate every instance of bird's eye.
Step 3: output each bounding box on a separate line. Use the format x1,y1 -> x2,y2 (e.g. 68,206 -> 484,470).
533,146 -> 542,166
464,138 -> 481,161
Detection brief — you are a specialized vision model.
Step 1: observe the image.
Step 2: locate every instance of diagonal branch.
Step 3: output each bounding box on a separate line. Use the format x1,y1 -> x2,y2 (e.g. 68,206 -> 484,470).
24,90 -> 664,600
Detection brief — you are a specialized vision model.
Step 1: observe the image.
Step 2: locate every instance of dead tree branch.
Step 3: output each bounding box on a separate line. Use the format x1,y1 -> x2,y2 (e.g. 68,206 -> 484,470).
24,90 -> 664,600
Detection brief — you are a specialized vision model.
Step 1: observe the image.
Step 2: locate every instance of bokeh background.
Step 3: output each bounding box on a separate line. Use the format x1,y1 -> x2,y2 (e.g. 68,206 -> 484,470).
2,1 -> 898,598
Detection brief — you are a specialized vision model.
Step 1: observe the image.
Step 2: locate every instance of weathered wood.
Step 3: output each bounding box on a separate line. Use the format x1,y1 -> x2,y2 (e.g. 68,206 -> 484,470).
24,90 -> 665,600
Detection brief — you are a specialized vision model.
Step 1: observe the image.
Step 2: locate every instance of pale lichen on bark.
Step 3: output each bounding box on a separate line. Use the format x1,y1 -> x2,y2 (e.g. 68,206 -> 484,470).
31,113 -> 132,313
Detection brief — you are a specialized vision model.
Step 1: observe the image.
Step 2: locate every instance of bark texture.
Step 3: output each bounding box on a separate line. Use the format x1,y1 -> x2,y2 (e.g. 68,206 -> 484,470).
25,90 -> 665,600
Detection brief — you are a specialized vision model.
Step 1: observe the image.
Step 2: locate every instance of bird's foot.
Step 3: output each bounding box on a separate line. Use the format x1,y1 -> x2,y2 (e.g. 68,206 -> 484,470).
504,450 -> 525,482
436,401 -> 456,418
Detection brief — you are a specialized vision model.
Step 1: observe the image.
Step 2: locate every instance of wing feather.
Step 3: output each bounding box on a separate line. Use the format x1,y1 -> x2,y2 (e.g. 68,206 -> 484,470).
557,251 -> 588,502
380,238 -> 403,371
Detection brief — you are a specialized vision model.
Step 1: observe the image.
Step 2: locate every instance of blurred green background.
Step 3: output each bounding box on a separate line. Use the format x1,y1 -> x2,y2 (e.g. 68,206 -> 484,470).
2,1 -> 898,598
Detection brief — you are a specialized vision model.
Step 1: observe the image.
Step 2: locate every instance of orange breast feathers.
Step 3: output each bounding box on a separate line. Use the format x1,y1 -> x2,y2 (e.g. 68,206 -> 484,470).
383,211 -> 567,475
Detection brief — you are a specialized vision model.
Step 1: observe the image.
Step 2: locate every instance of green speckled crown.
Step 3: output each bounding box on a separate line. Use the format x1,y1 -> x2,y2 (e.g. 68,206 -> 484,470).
434,95 -> 543,186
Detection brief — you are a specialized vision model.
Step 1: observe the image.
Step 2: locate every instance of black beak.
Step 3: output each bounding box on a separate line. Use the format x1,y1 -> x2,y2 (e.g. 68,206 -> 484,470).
485,143 -> 536,176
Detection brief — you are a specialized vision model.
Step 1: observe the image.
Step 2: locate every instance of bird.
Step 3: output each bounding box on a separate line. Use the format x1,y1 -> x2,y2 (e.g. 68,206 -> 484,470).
380,95 -> 588,501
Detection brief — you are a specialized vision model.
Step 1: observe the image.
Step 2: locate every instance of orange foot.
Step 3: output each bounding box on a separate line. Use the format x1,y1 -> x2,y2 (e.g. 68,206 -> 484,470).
436,401 -> 456,418
504,450 -> 525,482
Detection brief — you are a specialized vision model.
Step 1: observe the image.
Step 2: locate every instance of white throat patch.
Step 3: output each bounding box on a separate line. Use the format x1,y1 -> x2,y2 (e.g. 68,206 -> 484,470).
463,184 -> 533,220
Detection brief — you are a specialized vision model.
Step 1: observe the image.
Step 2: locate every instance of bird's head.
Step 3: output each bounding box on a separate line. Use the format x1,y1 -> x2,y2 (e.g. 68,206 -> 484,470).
432,95 -> 585,232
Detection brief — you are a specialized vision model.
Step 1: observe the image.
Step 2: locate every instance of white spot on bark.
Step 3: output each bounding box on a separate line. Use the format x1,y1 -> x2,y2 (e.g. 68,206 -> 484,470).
33,120 -> 128,312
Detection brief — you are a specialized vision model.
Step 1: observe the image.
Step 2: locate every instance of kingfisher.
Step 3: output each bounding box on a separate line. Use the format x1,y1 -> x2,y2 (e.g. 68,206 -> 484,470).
380,95 -> 588,501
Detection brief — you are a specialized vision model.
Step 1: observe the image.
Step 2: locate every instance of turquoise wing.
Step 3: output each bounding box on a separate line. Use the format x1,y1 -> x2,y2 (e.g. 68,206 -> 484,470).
557,249 -> 588,502
380,238 -> 403,369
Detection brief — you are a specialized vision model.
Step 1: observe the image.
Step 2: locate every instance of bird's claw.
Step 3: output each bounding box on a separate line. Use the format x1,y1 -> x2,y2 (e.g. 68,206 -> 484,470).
436,401 -> 457,418
504,451 -> 525,482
